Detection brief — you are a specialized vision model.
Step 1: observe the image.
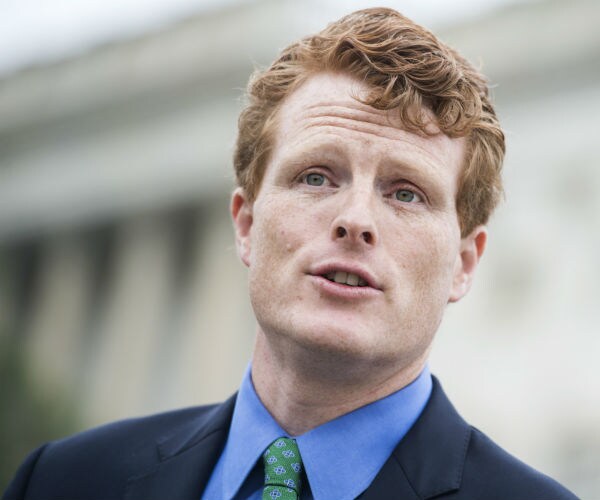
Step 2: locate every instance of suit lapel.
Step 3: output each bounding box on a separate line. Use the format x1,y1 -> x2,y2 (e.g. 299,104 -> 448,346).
358,456 -> 421,500
122,378 -> 469,499
124,395 -> 236,500
360,377 -> 471,499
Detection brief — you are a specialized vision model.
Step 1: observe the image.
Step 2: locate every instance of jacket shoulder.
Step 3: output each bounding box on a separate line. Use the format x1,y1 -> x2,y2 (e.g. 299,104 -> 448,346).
458,426 -> 578,500
388,377 -> 578,500
2,403 -> 224,500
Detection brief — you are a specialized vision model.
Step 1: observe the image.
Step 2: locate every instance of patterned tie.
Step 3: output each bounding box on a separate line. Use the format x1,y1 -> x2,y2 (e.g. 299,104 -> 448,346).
262,437 -> 303,500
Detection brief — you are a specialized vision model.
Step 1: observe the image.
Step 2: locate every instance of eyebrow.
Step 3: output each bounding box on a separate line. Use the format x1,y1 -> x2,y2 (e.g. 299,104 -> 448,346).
274,130 -> 456,206
277,139 -> 350,170
285,120 -> 448,175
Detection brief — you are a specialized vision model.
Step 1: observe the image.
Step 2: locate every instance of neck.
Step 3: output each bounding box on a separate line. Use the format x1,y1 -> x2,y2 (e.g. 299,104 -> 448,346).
250,330 -> 428,436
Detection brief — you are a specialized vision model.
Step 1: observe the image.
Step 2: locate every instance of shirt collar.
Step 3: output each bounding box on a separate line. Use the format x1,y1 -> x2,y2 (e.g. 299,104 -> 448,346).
221,366 -> 286,499
221,364 -> 432,500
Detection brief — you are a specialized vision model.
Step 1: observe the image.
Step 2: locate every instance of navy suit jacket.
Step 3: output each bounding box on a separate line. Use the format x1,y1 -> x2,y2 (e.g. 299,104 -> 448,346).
3,377 -> 577,500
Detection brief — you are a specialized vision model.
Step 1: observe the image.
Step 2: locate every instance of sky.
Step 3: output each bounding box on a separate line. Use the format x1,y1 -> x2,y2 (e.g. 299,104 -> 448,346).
0,0 -> 526,77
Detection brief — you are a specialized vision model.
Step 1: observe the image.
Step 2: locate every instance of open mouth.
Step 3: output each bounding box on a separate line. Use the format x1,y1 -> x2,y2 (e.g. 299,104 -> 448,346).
323,271 -> 369,287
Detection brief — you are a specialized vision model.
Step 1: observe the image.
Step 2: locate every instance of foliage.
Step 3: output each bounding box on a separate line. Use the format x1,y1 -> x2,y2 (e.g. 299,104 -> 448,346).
0,336 -> 80,492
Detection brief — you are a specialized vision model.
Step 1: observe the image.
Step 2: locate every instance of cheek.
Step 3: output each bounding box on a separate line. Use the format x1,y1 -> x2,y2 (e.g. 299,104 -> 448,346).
248,200 -> 310,321
391,217 -> 459,286
251,200 -> 305,265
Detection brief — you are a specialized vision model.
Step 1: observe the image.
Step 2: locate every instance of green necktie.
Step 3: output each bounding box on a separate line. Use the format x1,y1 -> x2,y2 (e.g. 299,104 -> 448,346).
262,437 -> 303,500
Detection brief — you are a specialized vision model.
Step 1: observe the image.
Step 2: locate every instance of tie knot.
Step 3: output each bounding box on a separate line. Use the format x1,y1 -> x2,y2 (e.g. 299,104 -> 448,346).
262,438 -> 303,500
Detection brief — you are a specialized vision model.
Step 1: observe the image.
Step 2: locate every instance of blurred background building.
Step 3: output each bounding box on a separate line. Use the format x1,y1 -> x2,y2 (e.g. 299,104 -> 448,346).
1,0 -> 598,496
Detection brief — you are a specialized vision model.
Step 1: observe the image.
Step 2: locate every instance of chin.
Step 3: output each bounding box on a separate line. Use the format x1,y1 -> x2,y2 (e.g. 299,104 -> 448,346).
286,317 -> 390,360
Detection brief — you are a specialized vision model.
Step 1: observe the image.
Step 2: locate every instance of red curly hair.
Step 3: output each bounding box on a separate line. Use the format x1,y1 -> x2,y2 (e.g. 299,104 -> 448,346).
233,8 -> 505,236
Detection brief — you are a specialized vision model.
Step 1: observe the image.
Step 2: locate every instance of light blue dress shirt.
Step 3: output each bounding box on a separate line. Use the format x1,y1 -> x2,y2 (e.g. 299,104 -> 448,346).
202,364 -> 432,500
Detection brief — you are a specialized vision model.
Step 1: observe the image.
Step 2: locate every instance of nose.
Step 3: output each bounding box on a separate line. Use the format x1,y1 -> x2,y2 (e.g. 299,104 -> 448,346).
330,188 -> 379,247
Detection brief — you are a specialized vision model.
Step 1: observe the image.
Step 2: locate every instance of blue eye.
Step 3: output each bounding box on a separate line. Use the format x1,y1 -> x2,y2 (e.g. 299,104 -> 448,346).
395,189 -> 420,203
305,173 -> 325,186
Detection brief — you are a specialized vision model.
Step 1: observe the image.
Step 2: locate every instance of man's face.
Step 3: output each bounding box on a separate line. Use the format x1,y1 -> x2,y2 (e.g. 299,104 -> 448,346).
233,72 -> 485,372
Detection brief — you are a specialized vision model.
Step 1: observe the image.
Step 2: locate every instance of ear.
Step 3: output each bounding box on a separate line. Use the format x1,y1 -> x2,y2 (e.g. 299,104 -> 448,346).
449,225 -> 487,303
231,187 -> 253,267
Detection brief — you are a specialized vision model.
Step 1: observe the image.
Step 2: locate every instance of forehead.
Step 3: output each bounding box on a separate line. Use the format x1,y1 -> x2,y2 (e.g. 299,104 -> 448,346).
270,72 -> 465,175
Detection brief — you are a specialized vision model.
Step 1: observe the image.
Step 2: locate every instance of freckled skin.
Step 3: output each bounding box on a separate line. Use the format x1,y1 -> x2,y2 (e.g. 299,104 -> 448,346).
232,72 -> 485,429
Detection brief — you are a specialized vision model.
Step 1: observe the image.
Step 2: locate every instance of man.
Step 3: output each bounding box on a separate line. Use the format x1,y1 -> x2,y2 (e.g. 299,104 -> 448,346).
4,8 -> 576,500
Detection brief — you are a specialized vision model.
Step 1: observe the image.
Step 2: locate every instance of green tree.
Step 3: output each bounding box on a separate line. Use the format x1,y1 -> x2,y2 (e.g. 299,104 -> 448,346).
0,336 -> 80,491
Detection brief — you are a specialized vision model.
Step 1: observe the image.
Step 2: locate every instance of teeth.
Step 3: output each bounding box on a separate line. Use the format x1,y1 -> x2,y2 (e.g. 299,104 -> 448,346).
325,271 -> 368,287
334,271 -> 347,284
346,273 -> 359,286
